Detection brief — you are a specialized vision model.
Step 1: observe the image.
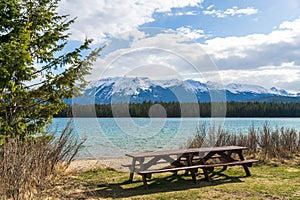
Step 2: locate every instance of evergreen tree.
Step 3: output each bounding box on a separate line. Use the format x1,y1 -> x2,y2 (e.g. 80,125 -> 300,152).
0,0 -> 101,140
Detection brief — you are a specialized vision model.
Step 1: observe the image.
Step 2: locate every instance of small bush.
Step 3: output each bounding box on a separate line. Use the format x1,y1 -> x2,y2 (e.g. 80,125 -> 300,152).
0,122 -> 84,199
187,123 -> 300,162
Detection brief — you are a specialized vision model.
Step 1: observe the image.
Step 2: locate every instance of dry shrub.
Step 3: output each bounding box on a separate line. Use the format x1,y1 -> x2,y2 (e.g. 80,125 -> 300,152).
187,124 -> 206,148
0,122 -> 84,200
188,124 -> 233,148
257,124 -> 299,161
187,123 -> 300,162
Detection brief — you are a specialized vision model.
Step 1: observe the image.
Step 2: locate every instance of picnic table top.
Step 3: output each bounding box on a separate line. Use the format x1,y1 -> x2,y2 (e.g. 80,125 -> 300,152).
125,146 -> 248,158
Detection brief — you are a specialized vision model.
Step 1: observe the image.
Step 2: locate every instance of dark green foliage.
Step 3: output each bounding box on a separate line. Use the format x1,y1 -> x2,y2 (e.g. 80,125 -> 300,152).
56,101 -> 300,118
225,101 -> 300,117
0,0 -> 101,139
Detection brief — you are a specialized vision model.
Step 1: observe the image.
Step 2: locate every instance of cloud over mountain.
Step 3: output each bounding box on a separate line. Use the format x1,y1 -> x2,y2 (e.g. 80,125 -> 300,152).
57,1 -> 300,93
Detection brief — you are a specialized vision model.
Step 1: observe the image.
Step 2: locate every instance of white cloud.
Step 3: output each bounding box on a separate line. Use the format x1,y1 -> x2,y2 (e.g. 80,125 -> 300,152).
203,6 -> 258,18
166,11 -> 198,16
86,30 -> 221,85
71,0 -> 300,93
85,19 -> 300,92
176,26 -> 206,39
87,16 -> 300,91
217,65 -> 300,92
198,16 -> 300,92
207,5 -> 215,10
203,16 -> 300,67
58,0 -> 204,42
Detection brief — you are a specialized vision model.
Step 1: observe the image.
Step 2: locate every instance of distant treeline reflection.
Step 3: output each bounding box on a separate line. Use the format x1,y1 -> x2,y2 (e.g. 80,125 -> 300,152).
55,101 -> 300,117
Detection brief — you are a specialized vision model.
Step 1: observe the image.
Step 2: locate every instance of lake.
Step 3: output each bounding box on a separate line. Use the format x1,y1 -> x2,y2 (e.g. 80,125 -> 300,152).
51,117 -> 300,158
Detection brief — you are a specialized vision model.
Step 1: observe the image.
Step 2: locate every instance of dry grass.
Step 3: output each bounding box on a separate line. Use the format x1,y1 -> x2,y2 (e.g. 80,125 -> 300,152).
187,123 -> 300,162
40,162 -> 300,199
0,123 -> 84,200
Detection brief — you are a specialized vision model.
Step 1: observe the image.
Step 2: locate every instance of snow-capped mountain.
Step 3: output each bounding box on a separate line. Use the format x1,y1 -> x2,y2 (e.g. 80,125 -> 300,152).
70,77 -> 300,104
225,83 -> 269,94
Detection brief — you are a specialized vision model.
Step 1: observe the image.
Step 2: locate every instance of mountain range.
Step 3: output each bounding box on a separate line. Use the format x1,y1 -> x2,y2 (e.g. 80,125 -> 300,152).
69,77 -> 300,104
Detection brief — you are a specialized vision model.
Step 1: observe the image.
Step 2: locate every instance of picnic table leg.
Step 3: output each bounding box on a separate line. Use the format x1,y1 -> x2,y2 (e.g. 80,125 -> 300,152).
129,158 -> 136,181
190,169 -> 197,183
219,151 -> 232,172
184,153 -> 195,175
202,168 -> 212,181
184,155 -> 189,174
242,164 -> 251,176
129,172 -> 134,181
237,151 -> 251,176
142,174 -> 149,190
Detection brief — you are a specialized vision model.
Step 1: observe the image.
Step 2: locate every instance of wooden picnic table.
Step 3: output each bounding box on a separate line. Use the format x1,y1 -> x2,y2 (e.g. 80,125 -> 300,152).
123,146 -> 258,189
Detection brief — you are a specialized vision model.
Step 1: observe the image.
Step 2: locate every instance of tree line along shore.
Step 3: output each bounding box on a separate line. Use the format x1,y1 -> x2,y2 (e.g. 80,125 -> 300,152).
55,101 -> 300,118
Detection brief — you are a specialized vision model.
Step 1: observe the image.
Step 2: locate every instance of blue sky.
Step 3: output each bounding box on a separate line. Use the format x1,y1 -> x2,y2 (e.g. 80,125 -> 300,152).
58,0 -> 300,92
147,0 -> 298,37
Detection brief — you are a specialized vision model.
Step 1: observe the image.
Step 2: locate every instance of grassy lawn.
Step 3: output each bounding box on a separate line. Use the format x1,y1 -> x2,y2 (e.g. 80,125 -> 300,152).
46,163 -> 300,199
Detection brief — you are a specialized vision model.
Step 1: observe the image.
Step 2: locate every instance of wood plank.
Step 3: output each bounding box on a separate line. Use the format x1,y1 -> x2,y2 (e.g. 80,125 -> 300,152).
125,146 -> 248,158
122,160 -> 177,168
137,159 -> 259,174
137,165 -> 206,174
199,159 -> 259,168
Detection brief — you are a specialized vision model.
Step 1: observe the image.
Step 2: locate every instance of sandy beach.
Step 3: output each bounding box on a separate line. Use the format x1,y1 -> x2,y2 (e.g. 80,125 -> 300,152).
68,157 -> 132,172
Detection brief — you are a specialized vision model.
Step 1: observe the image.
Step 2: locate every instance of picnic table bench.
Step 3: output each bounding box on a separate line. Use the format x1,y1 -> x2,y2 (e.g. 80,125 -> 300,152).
122,146 -> 259,189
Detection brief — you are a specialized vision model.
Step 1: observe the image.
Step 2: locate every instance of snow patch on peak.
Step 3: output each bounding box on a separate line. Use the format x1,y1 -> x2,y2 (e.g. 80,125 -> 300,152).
112,77 -> 152,95
185,79 -> 209,92
87,77 -> 120,89
154,79 -> 183,88
226,83 -> 269,94
206,81 -> 224,90
270,87 -> 293,96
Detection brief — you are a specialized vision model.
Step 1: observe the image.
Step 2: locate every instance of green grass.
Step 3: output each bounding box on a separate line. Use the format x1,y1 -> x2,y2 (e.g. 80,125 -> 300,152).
62,163 -> 300,200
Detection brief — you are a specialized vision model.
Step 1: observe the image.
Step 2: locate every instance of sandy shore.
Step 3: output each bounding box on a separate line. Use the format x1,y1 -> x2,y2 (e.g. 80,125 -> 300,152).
68,157 -> 132,172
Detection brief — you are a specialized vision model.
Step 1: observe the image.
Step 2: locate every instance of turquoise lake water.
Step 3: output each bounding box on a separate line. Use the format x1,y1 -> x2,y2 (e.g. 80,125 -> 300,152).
51,118 -> 300,158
